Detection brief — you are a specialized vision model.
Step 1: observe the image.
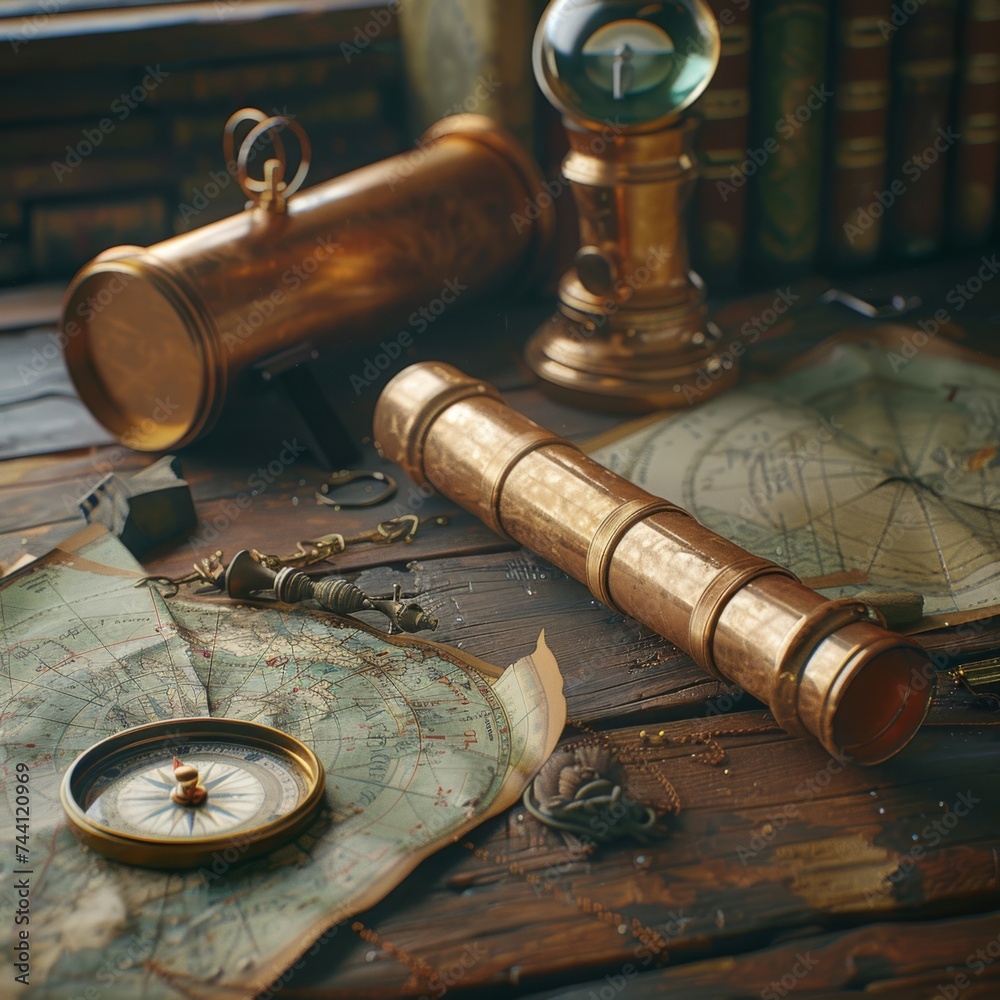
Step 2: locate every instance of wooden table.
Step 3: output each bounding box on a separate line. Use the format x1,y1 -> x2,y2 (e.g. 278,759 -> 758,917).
3,260 -> 1000,998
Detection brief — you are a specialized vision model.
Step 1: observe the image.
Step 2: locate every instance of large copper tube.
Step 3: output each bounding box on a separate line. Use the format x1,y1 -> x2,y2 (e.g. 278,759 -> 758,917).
374,362 -> 934,764
62,115 -> 554,451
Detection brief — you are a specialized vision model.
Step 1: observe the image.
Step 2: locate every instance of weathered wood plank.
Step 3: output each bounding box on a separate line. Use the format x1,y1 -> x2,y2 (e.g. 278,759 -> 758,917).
355,553 -> 731,725
522,909 -> 1000,999
273,712 -> 1000,998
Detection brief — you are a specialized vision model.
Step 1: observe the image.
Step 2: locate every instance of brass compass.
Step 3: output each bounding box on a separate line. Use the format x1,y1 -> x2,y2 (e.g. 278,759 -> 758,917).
61,718 -> 325,869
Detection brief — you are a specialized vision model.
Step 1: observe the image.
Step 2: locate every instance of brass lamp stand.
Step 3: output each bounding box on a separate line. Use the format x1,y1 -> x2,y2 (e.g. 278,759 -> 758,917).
527,0 -> 737,410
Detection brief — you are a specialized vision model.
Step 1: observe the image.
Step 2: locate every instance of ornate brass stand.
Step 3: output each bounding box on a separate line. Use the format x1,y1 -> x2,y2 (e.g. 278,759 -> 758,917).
527,0 -> 737,410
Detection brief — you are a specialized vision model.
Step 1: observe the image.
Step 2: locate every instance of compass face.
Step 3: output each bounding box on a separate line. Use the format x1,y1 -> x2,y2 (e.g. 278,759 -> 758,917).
534,0 -> 720,130
62,718 -> 325,868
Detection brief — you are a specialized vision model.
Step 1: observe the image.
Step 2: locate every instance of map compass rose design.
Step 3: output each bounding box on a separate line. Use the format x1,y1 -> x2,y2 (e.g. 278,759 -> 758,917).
60,717 -> 325,868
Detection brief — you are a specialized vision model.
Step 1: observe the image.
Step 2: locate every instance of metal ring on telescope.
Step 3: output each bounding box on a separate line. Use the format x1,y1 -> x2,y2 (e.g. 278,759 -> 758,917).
230,112 -> 311,203
586,498 -> 688,613
399,376 -> 500,490
770,598 -> 883,743
223,107 -> 285,179
481,431 -> 576,539
687,554 -> 799,680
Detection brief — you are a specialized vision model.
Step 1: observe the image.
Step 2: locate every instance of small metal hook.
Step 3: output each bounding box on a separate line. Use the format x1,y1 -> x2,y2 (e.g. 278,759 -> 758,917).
376,513 -> 420,543
315,470 -> 397,509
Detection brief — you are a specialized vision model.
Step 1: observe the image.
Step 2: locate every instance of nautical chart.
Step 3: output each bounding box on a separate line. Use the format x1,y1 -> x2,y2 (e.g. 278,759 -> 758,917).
0,525 -> 565,999
590,328 -> 1000,627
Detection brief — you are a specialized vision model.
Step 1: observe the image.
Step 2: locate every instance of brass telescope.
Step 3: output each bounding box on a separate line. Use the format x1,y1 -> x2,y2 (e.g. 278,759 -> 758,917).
61,111 -> 554,452
373,362 -> 934,764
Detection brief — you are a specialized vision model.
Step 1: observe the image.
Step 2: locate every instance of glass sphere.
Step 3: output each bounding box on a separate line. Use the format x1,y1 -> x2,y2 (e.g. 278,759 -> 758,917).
534,0 -> 720,131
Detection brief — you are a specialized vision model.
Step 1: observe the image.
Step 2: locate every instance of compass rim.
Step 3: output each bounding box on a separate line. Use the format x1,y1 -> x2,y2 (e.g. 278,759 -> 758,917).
60,717 -> 326,869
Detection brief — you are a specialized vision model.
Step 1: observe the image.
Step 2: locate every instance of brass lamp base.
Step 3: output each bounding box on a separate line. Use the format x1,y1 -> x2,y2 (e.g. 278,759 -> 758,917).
527,0 -> 732,413
526,273 -> 739,412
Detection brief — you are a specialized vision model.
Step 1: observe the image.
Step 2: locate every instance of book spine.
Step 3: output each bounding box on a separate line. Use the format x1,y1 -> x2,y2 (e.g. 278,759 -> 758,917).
885,0 -> 960,259
748,0 -> 832,283
398,0 -> 537,150
950,0 -> 1000,246
691,0 -> 753,292
828,0 -> 893,266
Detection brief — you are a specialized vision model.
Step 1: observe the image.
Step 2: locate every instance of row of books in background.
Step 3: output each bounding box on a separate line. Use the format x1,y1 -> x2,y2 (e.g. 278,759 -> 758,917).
400,0 -> 1000,293
692,0 -> 1000,289
0,2 -> 411,284
1,0 -> 996,292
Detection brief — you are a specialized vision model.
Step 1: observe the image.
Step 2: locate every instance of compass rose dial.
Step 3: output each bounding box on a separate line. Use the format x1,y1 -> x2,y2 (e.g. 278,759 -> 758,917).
61,718 -> 325,868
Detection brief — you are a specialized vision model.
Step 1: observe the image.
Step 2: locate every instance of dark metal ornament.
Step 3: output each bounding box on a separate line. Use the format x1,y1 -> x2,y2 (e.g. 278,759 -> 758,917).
523,744 -> 658,843
224,550 -> 438,635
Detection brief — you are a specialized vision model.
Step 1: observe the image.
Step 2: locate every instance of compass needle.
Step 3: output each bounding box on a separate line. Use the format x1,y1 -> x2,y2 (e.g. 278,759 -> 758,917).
61,719 -> 325,868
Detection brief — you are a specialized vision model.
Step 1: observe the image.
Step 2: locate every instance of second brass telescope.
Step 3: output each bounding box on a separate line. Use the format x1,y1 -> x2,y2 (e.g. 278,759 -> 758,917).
374,362 -> 934,764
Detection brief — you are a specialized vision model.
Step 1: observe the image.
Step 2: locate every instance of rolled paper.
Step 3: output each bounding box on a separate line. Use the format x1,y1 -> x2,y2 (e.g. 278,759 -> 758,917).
373,361 -> 935,764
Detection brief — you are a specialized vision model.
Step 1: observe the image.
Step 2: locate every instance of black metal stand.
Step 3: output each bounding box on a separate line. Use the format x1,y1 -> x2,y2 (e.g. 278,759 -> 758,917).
254,344 -> 359,469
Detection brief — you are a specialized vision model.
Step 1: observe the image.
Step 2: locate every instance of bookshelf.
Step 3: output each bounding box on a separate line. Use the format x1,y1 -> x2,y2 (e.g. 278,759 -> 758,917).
1,0 -> 996,294
0,0 -> 408,283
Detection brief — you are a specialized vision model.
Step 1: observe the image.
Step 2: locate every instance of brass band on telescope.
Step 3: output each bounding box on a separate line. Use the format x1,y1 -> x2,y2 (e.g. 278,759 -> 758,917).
483,433 -> 571,539
374,362 -> 935,765
687,555 -> 798,681
585,498 -> 686,614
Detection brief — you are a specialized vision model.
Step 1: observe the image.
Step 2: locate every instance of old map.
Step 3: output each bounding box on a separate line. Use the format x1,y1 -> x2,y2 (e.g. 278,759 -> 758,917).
0,525 -> 565,998
591,330 -> 1000,627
